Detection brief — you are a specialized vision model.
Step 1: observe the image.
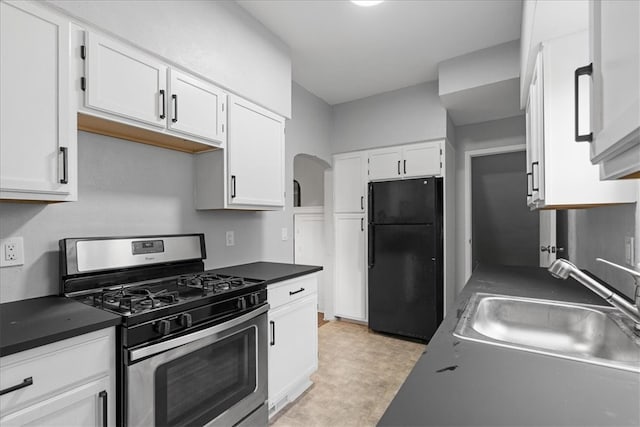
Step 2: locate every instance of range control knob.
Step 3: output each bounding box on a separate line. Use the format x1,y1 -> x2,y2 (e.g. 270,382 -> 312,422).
178,313 -> 193,328
155,319 -> 171,336
249,293 -> 260,306
237,297 -> 247,310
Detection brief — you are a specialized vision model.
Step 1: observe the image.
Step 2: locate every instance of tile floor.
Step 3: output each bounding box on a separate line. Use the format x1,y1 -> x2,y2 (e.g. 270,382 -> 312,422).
270,320 -> 425,427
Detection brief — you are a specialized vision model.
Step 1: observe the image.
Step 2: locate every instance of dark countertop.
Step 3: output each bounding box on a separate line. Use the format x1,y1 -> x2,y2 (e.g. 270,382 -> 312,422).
211,262 -> 322,285
379,264 -> 640,427
0,296 -> 121,357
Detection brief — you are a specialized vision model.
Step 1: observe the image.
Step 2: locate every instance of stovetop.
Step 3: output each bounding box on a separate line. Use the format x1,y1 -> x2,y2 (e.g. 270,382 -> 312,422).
75,272 -> 264,317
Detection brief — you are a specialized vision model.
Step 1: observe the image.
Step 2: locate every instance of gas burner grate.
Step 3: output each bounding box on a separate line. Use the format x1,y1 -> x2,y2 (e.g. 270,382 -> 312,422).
94,286 -> 180,314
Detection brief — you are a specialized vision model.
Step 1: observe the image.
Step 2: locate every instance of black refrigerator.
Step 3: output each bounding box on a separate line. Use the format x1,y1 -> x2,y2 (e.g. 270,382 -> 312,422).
368,177 -> 443,342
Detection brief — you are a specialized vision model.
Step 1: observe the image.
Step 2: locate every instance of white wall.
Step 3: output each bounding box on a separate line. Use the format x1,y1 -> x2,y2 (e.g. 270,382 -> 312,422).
294,155 -> 326,207
47,0 -> 292,117
0,83 -> 333,303
454,115 -> 527,293
439,40 -> 519,96
332,81 -> 446,153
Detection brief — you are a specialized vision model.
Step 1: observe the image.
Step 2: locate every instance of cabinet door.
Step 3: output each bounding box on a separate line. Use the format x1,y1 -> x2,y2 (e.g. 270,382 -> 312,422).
268,294 -> 318,409
529,51 -> 545,204
368,147 -> 402,181
589,0 -> 639,178
85,32 -> 167,128
402,142 -> 442,178
167,69 -> 227,145
0,376 -> 111,427
227,96 -> 284,207
525,96 -> 534,207
334,214 -> 366,321
333,153 -> 366,213
0,1 -> 76,201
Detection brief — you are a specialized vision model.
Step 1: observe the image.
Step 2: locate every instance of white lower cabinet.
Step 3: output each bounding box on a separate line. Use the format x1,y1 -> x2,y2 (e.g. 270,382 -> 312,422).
0,328 -> 115,427
333,214 -> 367,322
268,274 -> 318,418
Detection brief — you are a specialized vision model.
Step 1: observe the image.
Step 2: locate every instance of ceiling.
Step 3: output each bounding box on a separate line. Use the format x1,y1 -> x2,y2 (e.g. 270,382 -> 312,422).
237,0 -> 522,106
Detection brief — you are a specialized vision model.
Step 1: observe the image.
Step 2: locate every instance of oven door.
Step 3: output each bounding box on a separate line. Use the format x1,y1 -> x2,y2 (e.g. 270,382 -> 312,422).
126,304 -> 268,427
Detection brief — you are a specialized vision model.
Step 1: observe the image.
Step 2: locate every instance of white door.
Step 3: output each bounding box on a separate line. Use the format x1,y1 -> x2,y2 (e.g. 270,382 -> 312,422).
0,376 -> 111,427
403,142 -> 442,178
268,295 -> 318,410
167,69 -> 226,145
539,210 -> 557,267
227,96 -> 285,207
294,213 -> 325,311
85,32 -> 167,128
333,153 -> 366,213
0,1 -> 75,200
368,147 -> 402,181
334,214 -> 366,321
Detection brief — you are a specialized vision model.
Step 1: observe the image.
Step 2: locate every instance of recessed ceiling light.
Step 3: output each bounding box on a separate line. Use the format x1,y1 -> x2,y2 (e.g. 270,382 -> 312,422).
351,0 -> 384,7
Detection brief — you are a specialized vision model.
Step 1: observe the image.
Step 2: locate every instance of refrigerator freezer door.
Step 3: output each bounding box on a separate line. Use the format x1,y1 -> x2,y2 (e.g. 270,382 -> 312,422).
368,224 -> 438,341
369,178 -> 437,225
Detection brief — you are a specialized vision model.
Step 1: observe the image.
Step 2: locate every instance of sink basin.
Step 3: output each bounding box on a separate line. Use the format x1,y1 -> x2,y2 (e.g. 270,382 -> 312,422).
454,293 -> 640,372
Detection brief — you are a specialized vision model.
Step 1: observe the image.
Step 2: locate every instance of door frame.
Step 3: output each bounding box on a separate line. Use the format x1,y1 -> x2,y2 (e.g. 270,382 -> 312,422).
464,144 -> 527,284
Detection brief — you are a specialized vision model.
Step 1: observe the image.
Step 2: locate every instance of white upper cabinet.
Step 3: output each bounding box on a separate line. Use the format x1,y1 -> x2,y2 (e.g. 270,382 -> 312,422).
0,0 -> 77,202
333,152 -> 367,213
368,141 -> 442,182
194,95 -> 285,210
525,31 -> 636,209
403,141 -> 442,178
167,69 -> 227,142
587,0 -> 639,179
227,96 -> 285,207
81,31 -> 226,149
85,32 -> 167,129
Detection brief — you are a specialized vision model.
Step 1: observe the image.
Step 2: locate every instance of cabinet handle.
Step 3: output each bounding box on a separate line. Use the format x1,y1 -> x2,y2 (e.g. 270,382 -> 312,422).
403,159 -> 407,174
531,162 -> 539,192
59,147 -> 68,184
368,224 -> 375,268
360,196 -> 364,210
231,175 -> 236,198
361,217 -> 364,231
270,320 -> 275,346
526,172 -> 532,197
99,390 -> 108,427
397,160 -> 401,175
574,63 -> 593,142
172,94 -> 178,123
159,90 -> 166,119
289,287 -> 305,296
0,377 -> 33,396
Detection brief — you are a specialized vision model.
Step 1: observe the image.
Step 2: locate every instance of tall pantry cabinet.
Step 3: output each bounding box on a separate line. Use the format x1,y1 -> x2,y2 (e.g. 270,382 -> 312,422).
332,152 -> 368,321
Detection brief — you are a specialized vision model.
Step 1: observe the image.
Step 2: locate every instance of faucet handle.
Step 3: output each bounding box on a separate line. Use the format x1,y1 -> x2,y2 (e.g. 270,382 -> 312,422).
596,258 -> 640,281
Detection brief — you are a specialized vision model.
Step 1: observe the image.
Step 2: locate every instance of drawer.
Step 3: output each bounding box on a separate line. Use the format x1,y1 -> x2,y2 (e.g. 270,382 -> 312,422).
0,328 -> 114,415
268,274 -> 318,310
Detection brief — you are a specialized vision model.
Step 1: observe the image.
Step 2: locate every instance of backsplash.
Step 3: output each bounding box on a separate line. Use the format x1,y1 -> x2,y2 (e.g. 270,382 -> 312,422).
0,132 -> 270,303
573,203 -> 637,298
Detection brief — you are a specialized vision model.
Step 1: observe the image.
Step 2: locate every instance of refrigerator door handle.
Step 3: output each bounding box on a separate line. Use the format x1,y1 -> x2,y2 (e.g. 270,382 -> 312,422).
368,224 -> 375,268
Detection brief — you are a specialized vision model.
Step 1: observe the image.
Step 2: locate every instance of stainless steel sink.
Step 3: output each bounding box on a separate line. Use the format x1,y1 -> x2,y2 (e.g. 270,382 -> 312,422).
454,293 -> 640,372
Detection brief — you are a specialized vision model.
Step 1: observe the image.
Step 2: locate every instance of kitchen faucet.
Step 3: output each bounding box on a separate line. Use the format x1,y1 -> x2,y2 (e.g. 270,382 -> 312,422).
548,258 -> 640,334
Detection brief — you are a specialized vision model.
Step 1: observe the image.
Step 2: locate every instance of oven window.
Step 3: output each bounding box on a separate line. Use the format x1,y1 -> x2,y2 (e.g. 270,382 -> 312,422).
155,327 -> 257,426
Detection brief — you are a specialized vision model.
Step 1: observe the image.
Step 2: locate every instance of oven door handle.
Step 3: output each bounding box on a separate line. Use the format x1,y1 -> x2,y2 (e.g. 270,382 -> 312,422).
129,303 -> 269,362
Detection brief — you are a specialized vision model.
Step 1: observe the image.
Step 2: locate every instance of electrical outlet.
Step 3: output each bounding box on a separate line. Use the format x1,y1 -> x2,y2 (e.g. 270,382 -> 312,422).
624,236 -> 635,266
226,231 -> 235,247
1,237 -> 24,267
281,227 -> 288,241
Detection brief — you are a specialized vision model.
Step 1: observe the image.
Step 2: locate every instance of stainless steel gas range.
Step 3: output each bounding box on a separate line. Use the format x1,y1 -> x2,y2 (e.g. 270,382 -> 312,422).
59,234 -> 268,427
